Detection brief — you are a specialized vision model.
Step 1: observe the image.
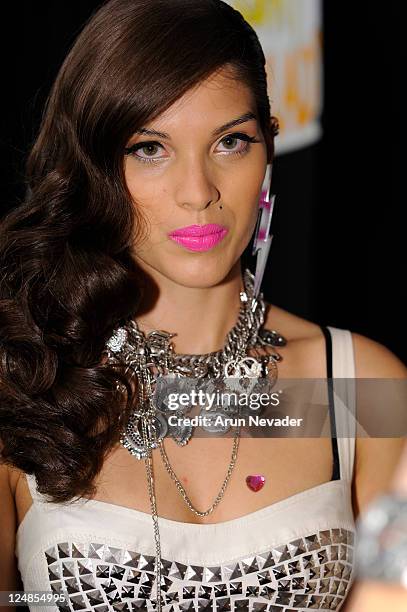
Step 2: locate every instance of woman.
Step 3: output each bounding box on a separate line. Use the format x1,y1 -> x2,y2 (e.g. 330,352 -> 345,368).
0,1 -> 405,611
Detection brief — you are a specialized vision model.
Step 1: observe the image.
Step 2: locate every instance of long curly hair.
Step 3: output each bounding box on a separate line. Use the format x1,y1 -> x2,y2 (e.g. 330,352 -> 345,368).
0,0 -> 277,502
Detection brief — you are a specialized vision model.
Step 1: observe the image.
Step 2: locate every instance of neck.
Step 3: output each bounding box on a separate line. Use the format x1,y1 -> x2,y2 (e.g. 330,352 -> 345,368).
134,260 -> 245,355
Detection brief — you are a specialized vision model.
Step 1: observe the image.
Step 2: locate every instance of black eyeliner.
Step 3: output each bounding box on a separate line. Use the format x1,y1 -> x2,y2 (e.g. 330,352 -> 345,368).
124,141 -> 161,156
225,132 -> 260,143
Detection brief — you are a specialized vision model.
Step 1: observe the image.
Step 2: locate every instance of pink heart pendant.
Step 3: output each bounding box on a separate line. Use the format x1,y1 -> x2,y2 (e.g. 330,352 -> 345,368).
246,474 -> 266,492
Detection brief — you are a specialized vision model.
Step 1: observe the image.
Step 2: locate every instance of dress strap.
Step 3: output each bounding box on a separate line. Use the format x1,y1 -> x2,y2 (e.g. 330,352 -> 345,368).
326,326 -> 357,483
320,325 -> 341,481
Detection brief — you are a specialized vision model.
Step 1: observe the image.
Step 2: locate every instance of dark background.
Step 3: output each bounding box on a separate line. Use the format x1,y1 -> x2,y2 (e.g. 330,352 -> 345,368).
1,1 -> 404,362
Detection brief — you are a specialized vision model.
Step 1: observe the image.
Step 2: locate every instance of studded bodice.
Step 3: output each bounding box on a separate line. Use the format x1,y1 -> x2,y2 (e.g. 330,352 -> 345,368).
15,327 -> 358,612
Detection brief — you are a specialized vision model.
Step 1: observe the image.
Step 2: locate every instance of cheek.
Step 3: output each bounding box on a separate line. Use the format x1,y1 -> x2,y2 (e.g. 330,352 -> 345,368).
125,163 -> 157,205
230,177 -> 264,249
125,169 -> 171,230
234,186 -> 261,231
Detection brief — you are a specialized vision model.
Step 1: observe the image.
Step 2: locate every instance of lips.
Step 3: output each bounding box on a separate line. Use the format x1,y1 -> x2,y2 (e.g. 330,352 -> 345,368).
168,224 -> 228,252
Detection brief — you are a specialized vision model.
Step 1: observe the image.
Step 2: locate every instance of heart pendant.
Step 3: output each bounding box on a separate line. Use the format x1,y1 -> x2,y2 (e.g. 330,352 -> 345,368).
246,474 -> 266,492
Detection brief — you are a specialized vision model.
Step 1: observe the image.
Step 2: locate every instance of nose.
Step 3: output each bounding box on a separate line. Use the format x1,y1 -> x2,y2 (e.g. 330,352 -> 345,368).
173,159 -> 220,211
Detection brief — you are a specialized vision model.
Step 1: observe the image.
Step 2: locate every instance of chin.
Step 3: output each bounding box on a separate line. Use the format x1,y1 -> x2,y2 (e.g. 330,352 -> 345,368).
138,250 -> 241,289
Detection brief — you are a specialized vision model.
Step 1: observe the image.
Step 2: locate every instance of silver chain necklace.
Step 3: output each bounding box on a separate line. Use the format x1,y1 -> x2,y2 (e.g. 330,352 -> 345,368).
103,268 -> 287,610
104,269 -> 287,456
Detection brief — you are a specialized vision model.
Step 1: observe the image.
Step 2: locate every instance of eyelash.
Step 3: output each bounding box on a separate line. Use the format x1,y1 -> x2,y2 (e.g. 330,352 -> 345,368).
124,133 -> 260,164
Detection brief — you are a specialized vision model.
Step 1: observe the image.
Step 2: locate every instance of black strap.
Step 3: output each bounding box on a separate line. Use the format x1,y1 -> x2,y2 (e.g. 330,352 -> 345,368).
320,325 -> 341,481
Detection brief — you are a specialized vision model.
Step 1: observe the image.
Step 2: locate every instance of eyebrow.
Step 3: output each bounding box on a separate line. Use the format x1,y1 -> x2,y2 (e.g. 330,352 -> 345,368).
134,111 -> 258,139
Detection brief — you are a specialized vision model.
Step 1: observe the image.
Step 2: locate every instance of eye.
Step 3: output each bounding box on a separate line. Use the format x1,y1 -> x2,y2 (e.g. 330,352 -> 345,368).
124,141 -> 166,163
216,133 -> 260,155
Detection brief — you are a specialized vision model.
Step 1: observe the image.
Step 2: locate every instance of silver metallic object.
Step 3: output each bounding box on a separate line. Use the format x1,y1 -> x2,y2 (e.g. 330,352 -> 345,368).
102,268 -> 287,610
355,493 -> 407,587
44,528 -> 355,611
104,268 -> 286,457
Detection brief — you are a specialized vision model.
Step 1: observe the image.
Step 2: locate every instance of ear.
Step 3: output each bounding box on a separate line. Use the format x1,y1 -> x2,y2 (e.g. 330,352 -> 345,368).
264,115 -> 280,164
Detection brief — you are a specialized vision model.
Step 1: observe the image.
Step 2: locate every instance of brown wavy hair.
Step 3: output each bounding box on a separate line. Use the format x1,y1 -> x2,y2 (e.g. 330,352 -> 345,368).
0,0 -> 278,502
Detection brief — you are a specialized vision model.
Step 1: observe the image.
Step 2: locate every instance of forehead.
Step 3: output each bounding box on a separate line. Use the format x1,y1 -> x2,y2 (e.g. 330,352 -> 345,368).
145,68 -> 256,132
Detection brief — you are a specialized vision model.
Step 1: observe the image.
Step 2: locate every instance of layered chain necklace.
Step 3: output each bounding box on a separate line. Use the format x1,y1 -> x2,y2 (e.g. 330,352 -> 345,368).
103,268 -> 287,610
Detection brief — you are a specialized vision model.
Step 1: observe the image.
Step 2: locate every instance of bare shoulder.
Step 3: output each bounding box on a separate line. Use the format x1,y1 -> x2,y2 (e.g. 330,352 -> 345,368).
348,333 -> 406,516
264,302 -> 323,342
0,461 -> 22,592
0,461 -> 13,491
264,302 -> 327,377
0,461 -> 23,497
351,331 -> 407,378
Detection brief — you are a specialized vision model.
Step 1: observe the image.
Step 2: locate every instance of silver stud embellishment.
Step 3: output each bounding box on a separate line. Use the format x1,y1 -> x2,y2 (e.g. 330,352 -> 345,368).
44,529 -> 355,611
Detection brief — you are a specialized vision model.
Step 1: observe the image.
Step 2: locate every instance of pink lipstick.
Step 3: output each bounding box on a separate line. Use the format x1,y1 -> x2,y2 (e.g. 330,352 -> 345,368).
168,224 -> 228,252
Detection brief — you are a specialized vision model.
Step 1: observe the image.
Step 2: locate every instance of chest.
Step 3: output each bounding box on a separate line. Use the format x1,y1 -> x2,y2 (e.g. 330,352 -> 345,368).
74,437 -> 335,522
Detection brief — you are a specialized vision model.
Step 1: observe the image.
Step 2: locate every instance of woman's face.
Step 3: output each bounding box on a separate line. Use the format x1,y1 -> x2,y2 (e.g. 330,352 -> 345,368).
124,67 -> 269,288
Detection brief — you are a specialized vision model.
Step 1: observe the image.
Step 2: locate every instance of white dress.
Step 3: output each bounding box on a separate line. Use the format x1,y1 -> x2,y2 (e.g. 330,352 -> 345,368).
15,325 -> 357,612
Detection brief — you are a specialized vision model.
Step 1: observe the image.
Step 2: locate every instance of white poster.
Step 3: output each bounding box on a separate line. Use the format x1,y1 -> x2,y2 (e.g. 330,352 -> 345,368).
225,0 -> 323,154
